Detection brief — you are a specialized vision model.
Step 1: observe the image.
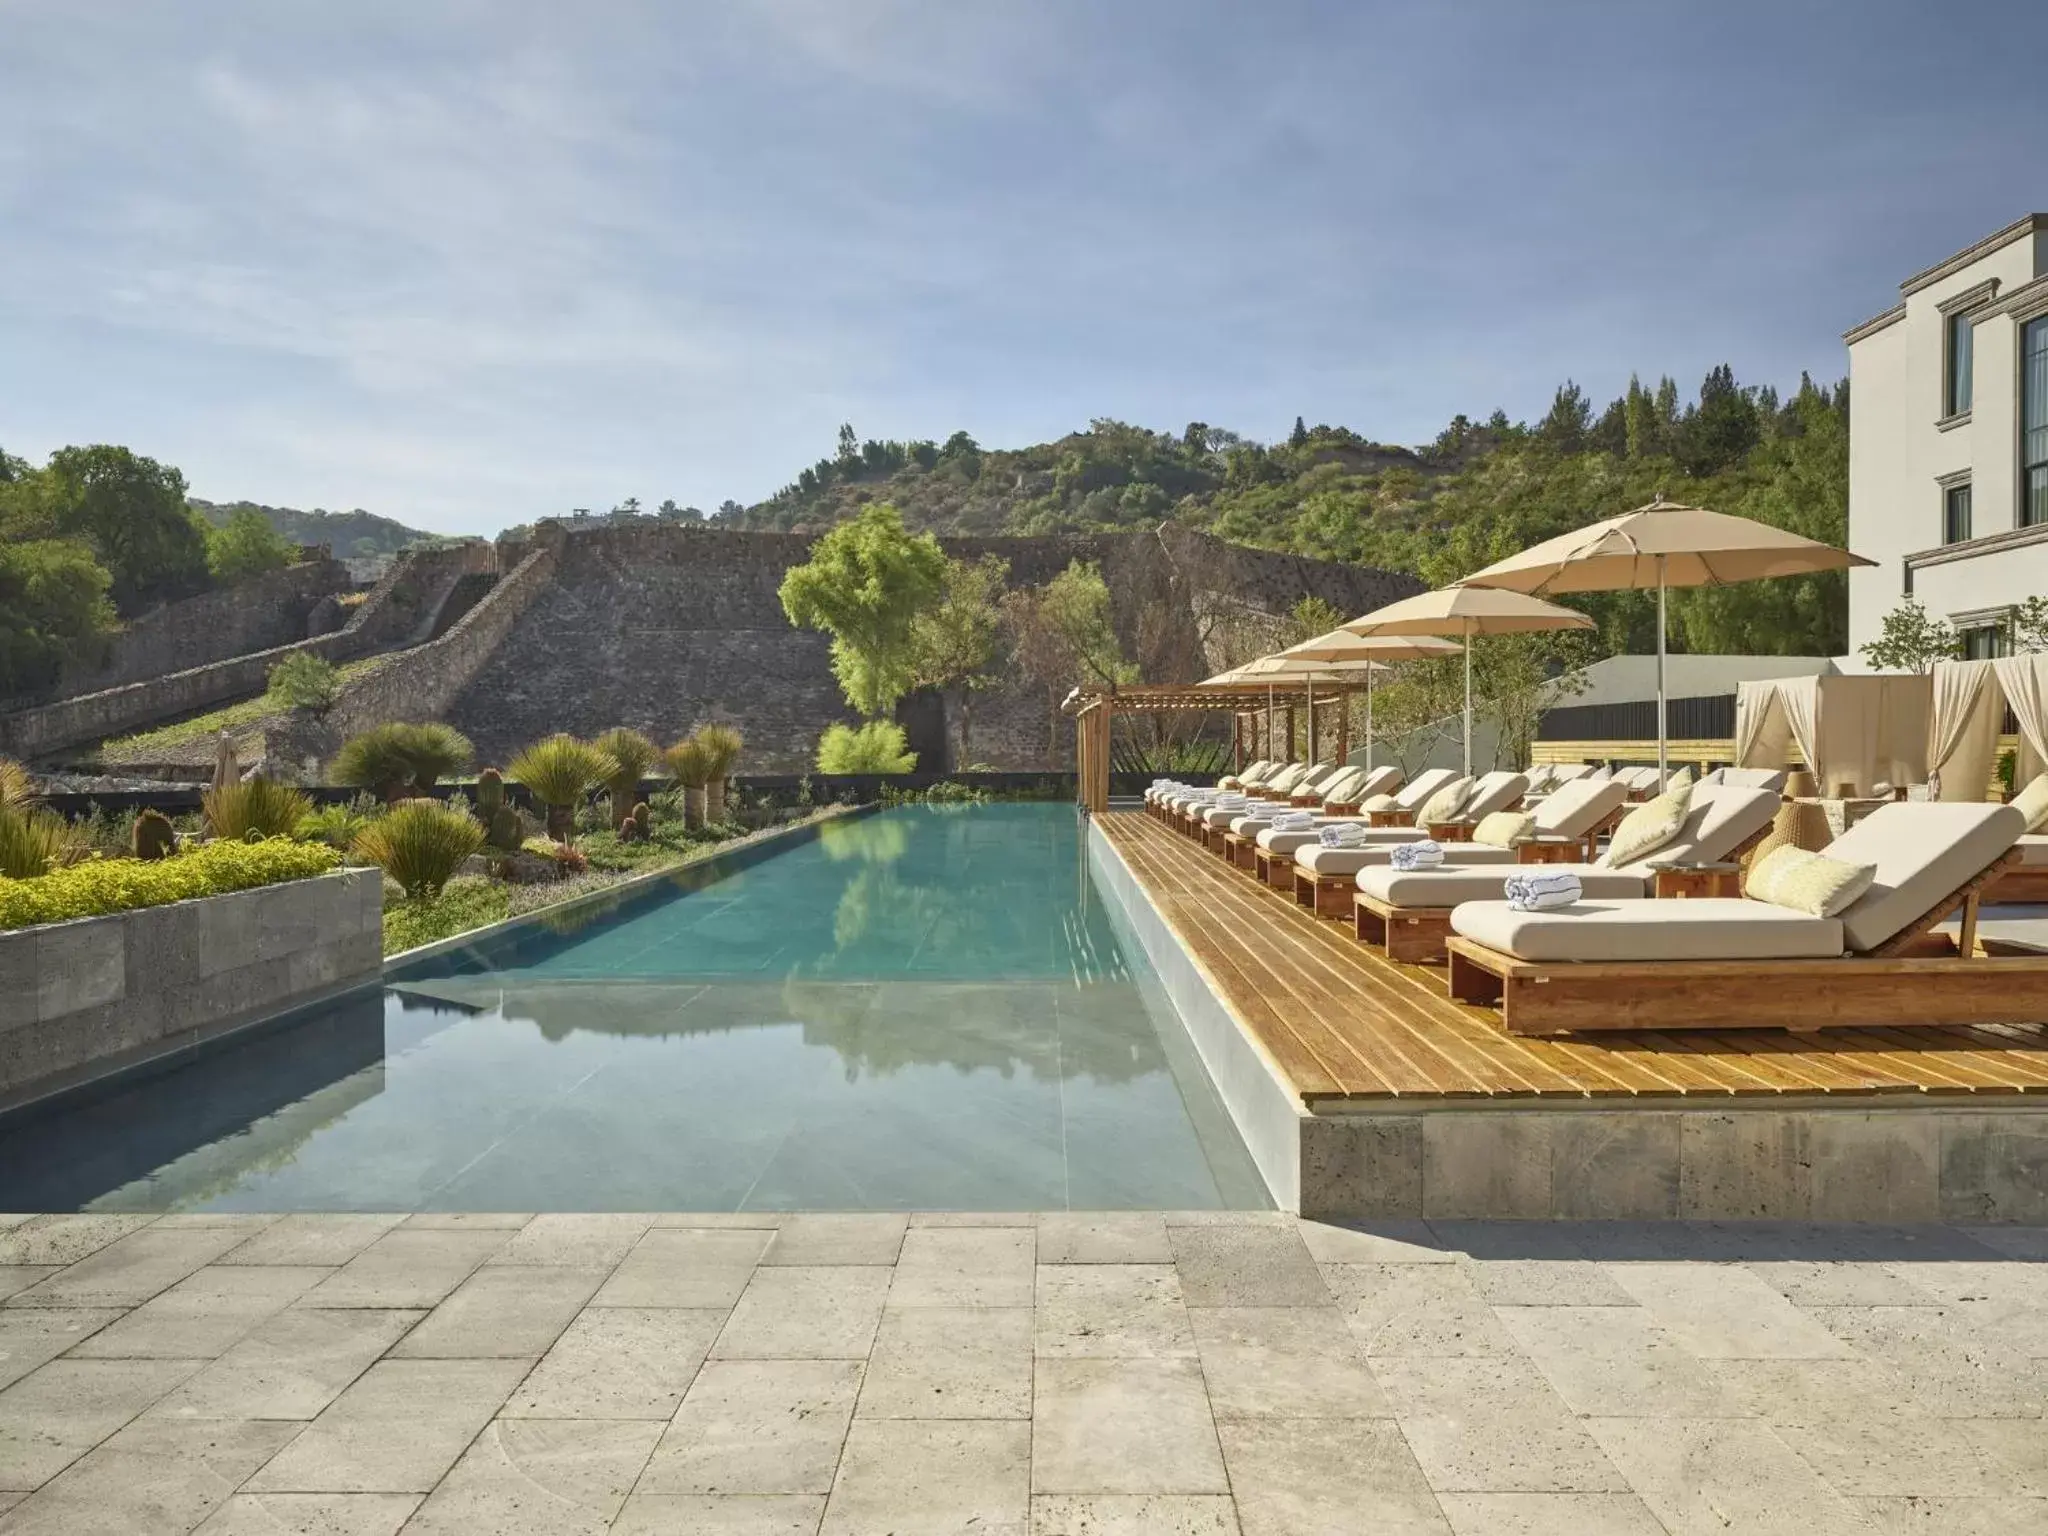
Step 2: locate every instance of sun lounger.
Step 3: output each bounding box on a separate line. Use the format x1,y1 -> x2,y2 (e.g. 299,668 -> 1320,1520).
1443,801 -> 2048,1035
1697,766 -> 1790,794
1351,783 -> 1773,961
1986,834 -> 2048,904
1213,760 -> 1275,793
1219,765 -> 1400,868
1284,771 -> 1530,911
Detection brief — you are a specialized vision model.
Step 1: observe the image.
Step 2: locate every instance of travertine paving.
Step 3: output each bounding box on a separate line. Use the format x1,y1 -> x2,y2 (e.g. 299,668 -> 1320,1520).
0,1211 -> 2044,1533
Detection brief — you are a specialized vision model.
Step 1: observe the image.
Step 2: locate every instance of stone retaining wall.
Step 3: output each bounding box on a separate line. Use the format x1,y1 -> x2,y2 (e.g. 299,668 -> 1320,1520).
0,868 -> 383,1107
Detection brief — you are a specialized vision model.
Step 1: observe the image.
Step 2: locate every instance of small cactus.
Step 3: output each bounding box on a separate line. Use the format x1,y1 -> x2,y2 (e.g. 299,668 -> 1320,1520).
132,808 -> 177,860
473,769 -> 525,851
476,767 -> 506,814
631,802 -> 651,837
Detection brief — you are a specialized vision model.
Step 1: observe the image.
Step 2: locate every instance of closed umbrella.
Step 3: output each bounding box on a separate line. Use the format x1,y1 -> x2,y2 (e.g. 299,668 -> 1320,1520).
1340,586 -> 1595,776
1275,630 -> 1463,771
1455,496 -> 1873,785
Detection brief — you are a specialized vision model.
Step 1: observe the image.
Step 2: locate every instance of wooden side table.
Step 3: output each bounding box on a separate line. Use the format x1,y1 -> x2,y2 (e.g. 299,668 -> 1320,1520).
1368,809 -> 1415,828
1517,839 -> 1587,865
1425,820 -> 1473,843
1653,862 -> 1743,899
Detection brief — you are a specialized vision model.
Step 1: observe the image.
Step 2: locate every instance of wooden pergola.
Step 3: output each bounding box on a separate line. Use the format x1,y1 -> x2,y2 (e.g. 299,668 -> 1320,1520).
1061,681 -> 1369,813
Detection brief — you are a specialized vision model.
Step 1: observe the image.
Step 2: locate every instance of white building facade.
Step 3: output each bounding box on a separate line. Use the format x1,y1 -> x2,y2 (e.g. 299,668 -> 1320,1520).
1846,213 -> 2048,660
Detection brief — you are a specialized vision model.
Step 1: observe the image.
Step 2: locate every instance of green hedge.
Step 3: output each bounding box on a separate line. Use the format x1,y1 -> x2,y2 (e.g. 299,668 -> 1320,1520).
0,839 -> 343,931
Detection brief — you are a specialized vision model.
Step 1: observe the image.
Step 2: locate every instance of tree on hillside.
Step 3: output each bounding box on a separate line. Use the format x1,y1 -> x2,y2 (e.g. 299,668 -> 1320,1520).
37,445 -> 208,612
1289,417 -> 1309,448
1538,382 -> 1592,453
912,554 -> 1010,766
1288,595 -> 1346,645
201,506 -> 295,583
1860,599 -> 1957,674
779,502 -> 948,718
0,538 -> 116,696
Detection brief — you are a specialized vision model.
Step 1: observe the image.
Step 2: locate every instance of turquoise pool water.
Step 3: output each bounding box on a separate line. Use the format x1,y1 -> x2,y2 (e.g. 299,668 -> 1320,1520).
0,805 -> 1268,1212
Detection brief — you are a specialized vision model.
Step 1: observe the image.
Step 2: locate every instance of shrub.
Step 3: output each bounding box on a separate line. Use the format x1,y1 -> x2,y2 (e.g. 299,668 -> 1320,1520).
350,799 -> 483,899
203,777 -> 313,841
0,805 -> 85,879
0,758 -> 34,813
521,836 -> 590,875
266,652 -> 342,712
333,722 -> 475,802
0,838 -> 341,931
816,721 -> 916,774
132,808 -> 178,859
296,799 -> 376,851
381,874 -> 509,955
593,728 -> 660,821
508,735 -> 617,841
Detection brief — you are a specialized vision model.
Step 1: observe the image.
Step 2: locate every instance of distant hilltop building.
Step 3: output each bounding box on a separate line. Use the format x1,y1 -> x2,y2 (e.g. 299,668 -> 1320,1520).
1846,213 -> 2048,658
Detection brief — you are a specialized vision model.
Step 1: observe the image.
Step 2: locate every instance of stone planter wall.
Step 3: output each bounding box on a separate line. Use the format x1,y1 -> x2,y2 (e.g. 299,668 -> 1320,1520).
0,868 -> 382,1107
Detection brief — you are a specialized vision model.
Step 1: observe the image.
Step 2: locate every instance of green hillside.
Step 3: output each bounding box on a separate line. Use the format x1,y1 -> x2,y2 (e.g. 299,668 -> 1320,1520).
727,367 -> 1851,657
189,500 -> 434,560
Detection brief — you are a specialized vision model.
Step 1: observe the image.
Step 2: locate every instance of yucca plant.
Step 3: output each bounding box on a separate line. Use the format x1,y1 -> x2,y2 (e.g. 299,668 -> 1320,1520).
203,777 -> 314,842
296,801 -> 374,851
694,724 -> 744,823
0,804 -> 85,879
351,799 -> 484,899
507,735 -> 617,841
0,757 -> 35,814
664,737 -> 715,829
332,722 -> 475,802
593,727 -> 660,826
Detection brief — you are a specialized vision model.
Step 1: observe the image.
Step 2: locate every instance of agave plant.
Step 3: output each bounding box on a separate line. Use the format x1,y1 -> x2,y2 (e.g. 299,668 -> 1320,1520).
593,727 -> 660,826
0,757 -> 35,814
663,737 -> 715,829
693,724 -> 744,823
203,777 -> 314,842
351,799 -> 483,899
0,804 -> 85,879
506,735 -> 617,841
332,722 -> 475,802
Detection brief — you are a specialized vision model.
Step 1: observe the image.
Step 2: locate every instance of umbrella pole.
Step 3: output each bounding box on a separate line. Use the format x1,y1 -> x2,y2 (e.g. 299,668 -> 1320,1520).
1306,685 -> 1315,767
1365,666 -> 1374,772
1463,619 -> 1474,777
1656,555 -> 1669,791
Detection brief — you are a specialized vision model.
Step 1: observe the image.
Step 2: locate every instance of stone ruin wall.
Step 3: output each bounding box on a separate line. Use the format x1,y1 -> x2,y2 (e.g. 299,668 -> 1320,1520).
442,522 -> 1423,773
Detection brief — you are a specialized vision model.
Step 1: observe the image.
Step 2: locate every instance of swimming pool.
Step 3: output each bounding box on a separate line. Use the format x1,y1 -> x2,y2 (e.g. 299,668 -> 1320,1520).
0,805 -> 1268,1212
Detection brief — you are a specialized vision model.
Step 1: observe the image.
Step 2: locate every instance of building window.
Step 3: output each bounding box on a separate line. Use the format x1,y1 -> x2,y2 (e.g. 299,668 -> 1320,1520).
1946,310 -> 1975,417
2026,315 -> 2048,527
1943,481 -> 1973,544
1959,623 -> 2008,661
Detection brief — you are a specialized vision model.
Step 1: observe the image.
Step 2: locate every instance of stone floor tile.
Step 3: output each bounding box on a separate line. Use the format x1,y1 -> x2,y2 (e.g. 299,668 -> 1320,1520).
1433,1491 -> 1666,1535
243,1357 -> 529,1493
9,1225 -> 250,1309
1808,1305 -> 2048,1417
1030,1358 -> 1225,1495
1373,1356 -> 1626,1494
1300,1219 -> 1457,1265
760,1215 -> 906,1267
1033,1265 -> 1194,1359
1035,1214 -> 1173,1265
911,1212 -> 1034,1228
0,1215 -> 154,1269
649,1213 -> 785,1230
1161,1211 -> 1293,1228
1708,1357 -> 1918,1421
1424,1220 -> 1596,1261
1030,1494 -> 1240,1534
1187,1306 -> 1388,1420
821,1418 -> 1028,1535
0,1358 -> 204,1491
1587,1416 -> 1883,1535
0,1269 -> 58,1304
69,1266 -> 331,1360
1168,1224 -> 1329,1308
191,1491 -> 421,1534
592,1228 -> 774,1308
0,1309 -> 123,1390
150,1215 -> 281,1233
1218,1418 -> 1448,1535
888,1228 -> 1034,1308
398,1213 -> 532,1229
1462,1259 -> 1634,1306
484,1213 -> 655,1268
502,1307 -> 724,1420
1848,1494 -> 2048,1534
713,1267 -> 891,1359
388,1263 -> 605,1358
1953,1417 -> 2048,1495
0,1416 -> 301,1536
1746,1260 -> 1938,1307
216,1217 -> 405,1269
858,1306 -> 1030,1420
1890,1263 -> 2048,1355
1770,1409 -> 2024,1497
1495,1305 -> 1737,1417
611,1493 -> 827,1533
399,1417 -> 662,1535
637,1359 -> 862,1496
151,1308 -> 421,1421
295,1229 -> 514,1309
1606,1261 -> 1861,1359
1320,1263 -> 1516,1358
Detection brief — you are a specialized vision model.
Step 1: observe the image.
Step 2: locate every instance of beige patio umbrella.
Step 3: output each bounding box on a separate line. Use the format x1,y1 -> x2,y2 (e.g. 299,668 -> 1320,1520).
1276,630 -> 1464,771
1340,586 -> 1595,776
1199,655 -> 1357,764
1455,496 -> 1874,784
211,729 -> 240,793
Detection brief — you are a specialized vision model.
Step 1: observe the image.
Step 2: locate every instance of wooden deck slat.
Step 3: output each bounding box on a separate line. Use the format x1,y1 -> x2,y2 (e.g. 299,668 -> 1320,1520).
1099,811 -> 2048,1104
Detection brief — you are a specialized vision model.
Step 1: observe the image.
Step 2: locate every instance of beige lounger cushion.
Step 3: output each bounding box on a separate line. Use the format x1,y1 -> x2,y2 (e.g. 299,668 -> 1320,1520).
1599,783 -> 1693,868
2013,774 -> 2048,834
2019,835 -> 2048,868
1450,898 -> 1844,963
1824,802 -> 2026,954
1530,778 -> 1627,838
1293,842 -> 1437,876
1358,862 -> 1650,907
1354,766 -> 1403,800
1473,810 -> 1534,848
1745,846 -> 1876,918
1651,785 -> 1782,867
1393,768 -> 1457,811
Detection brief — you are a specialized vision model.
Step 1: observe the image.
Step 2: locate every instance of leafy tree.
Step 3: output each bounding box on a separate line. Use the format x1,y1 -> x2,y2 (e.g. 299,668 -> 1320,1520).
1288,594 -> 1346,645
36,446 -> 208,612
1037,560 -> 1135,687
779,503 -> 947,717
2011,597 -> 2048,654
203,506 -> 296,582
1860,599 -> 1958,674
912,554 -> 1009,767
266,652 -> 341,711
1289,416 -> 1309,448
1537,382 -> 1591,452
0,538 -> 116,695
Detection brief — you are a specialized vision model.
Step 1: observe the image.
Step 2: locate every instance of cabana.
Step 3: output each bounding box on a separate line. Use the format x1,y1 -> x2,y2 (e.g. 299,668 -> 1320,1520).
1733,674 -> 1931,798
1927,654 -> 2048,801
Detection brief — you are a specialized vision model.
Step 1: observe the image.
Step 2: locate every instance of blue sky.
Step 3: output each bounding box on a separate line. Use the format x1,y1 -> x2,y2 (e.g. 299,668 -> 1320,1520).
3,1 -> 2044,537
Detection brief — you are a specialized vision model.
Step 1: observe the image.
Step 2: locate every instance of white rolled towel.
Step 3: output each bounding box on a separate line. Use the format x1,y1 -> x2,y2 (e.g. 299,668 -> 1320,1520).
1508,871 -> 1582,912
1272,811 -> 1314,831
1389,840 -> 1444,871
1318,822 -> 1369,848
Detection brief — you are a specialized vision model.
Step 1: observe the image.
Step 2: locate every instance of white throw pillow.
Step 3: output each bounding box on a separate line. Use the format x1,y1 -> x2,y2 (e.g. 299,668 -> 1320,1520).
1472,810 -> 1534,849
1598,782 -> 1694,869
1417,776 -> 1473,826
1747,844 -> 1877,917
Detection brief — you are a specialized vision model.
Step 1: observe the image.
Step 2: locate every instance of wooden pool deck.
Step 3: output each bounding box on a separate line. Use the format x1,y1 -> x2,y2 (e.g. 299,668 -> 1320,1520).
1098,810 -> 2048,1106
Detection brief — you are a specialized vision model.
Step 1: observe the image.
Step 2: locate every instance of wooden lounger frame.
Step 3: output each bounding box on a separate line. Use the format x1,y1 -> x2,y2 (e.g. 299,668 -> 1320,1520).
1443,852 -> 2041,1036
1984,866 -> 2048,905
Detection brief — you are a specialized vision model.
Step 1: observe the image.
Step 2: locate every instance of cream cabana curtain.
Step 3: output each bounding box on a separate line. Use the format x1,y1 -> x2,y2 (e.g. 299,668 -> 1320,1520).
1774,677 -> 1822,784
1735,675 -> 1930,794
1927,660 -> 2002,802
1733,681 -> 1786,768
1991,654 -> 2048,784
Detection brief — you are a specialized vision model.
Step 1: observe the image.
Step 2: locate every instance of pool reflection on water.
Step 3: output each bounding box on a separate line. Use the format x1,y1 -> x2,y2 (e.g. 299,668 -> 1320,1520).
0,805 -> 1269,1212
